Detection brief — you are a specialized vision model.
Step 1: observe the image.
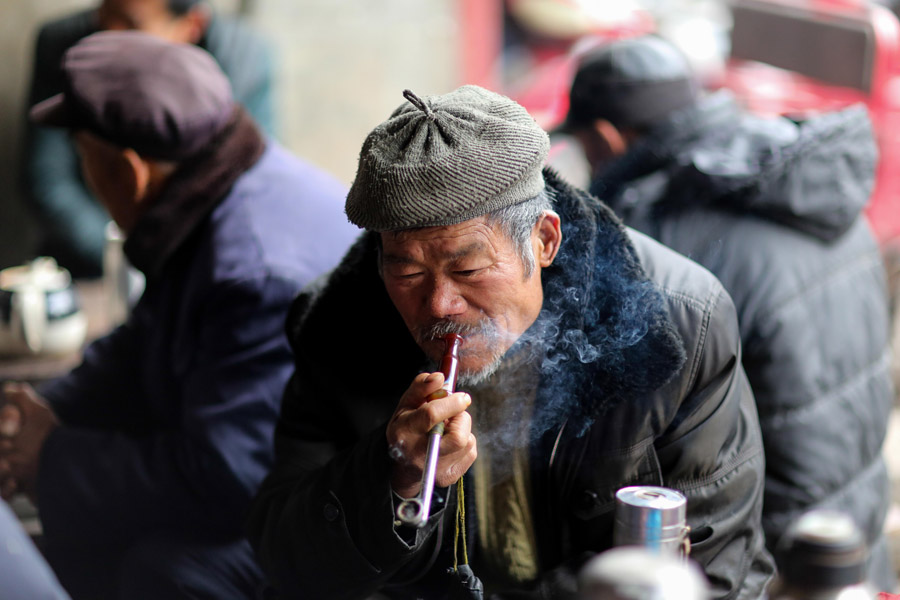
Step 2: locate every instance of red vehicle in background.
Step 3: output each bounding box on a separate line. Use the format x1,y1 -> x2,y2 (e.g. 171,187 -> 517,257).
722,0 -> 900,247
460,0 -> 900,248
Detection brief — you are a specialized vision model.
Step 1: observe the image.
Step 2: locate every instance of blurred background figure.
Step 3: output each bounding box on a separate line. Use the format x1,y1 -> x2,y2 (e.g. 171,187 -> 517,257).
554,33 -> 896,591
1,30 -> 357,600
21,0 -> 276,278
577,547 -> 709,600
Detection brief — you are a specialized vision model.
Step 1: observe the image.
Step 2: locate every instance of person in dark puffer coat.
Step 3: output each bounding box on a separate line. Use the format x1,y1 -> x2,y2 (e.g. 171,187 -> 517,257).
247,84 -> 774,600
555,34 -> 896,591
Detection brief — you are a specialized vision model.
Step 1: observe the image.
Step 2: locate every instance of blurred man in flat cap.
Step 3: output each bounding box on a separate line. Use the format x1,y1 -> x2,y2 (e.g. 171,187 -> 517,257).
247,85 -> 774,599
555,34 -> 895,591
23,0 -> 276,278
0,30 -> 358,599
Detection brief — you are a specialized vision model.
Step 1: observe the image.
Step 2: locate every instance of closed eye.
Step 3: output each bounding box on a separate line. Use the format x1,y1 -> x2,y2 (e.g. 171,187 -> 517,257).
392,271 -> 423,280
454,269 -> 482,277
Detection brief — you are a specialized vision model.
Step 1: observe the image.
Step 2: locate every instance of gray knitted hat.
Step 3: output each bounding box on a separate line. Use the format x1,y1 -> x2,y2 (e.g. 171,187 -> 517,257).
345,85 -> 550,231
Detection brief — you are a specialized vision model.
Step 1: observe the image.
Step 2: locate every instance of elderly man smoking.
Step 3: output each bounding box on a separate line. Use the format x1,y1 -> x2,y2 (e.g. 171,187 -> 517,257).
247,85 -> 774,600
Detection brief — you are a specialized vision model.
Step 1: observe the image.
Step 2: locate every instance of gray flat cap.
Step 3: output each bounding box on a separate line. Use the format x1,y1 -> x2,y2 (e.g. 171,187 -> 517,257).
345,85 -> 550,231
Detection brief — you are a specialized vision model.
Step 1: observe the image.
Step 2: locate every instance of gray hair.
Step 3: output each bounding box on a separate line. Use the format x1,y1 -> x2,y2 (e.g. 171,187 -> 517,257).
483,186 -> 554,277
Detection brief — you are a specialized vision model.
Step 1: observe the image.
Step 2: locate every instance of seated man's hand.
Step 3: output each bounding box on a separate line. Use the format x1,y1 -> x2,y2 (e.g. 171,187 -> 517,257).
0,382 -> 59,503
387,372 -> 476,499
0,391 -> 23,499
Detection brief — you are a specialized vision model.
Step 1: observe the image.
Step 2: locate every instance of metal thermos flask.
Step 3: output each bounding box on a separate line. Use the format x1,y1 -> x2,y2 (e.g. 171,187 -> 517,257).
613,486 -> 690,558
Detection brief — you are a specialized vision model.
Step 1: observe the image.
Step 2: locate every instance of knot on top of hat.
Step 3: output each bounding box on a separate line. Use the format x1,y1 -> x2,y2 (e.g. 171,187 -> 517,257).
403,89 -> 436,121
346,85 -> 550,232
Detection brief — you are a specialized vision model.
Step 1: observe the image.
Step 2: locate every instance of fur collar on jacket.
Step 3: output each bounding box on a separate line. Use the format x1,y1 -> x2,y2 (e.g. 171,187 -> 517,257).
530,169 -> 684,434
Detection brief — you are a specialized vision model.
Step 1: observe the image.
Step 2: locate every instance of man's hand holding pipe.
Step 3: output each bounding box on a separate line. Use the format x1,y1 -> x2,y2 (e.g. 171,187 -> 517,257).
387,371 -> 476,499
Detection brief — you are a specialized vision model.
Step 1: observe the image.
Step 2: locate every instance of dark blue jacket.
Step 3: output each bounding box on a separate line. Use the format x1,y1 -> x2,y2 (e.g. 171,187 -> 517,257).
36,111 -> 360,553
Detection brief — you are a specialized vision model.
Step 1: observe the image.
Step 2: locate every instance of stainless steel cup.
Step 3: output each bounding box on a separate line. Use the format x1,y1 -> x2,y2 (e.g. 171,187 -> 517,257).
613,486 -> 690,558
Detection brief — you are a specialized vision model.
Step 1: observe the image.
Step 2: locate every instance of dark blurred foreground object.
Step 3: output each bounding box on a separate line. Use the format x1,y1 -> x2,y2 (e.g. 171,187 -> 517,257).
557,33 -> 896,591
21,0 -> 276,278
0,497 -> 70,599
577,546 -> 708,600
769,510 -> 876,599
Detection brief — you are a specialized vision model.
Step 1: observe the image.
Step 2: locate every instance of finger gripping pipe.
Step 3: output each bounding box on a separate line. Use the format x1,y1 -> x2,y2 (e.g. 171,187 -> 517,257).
396,333 -> 463,527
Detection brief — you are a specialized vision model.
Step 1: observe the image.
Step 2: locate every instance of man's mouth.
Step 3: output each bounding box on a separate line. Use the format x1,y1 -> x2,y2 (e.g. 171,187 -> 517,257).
423,320 -> 476,337
414,318 -> 510,382
417,319 -> 495,350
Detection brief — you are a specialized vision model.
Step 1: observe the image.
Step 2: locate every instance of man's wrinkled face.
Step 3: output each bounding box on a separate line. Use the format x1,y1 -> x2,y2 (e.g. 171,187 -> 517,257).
381,217 -> 545,384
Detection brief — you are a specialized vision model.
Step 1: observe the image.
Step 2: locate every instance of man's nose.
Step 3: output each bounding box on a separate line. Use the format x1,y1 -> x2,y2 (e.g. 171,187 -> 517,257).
426,278 -> 466,318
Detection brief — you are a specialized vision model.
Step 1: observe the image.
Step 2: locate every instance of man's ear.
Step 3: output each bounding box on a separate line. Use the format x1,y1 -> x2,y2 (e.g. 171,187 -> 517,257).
534,210 -> 562,268
120,148 -> 151,205
174,5 -> 211,44
572,119 -> 628,174
592,118 -> 627,157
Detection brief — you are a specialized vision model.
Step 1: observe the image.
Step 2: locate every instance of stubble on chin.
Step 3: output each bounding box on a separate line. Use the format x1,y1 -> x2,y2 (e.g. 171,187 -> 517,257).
456,355 -> 504,387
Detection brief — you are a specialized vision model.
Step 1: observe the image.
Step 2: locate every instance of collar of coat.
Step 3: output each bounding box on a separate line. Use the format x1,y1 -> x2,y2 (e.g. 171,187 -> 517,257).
123,106 -> 266,279
529,169 -> 685,433
289,168 -> 686,430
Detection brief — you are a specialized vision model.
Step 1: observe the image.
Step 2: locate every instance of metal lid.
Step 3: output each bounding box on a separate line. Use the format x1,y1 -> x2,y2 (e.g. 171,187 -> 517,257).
615,486 -> 687,530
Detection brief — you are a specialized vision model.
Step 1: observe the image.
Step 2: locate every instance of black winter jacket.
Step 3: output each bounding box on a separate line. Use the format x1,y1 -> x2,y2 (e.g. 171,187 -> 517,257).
594,92 -> 895,589
247,170 -> 775,599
